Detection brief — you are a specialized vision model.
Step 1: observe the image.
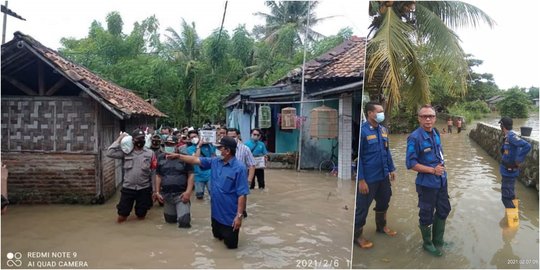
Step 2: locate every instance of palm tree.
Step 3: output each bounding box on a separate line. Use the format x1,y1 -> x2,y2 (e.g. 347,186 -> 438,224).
164,20 -> 201,124
365,1 -> 495,117
254,1 -> 332,58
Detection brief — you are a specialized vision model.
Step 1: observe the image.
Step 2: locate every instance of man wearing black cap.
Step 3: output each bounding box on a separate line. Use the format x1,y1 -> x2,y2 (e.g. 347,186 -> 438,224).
498,117 -> 531,219
107,129 -> 157,223
166,136 -> 249,249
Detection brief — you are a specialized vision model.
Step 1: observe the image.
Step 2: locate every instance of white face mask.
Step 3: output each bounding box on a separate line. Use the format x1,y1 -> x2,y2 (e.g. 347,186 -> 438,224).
191,137 -> 199,145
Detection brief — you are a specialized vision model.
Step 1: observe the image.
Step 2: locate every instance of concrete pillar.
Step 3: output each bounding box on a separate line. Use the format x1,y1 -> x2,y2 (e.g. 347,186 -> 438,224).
338,96 -> 352,180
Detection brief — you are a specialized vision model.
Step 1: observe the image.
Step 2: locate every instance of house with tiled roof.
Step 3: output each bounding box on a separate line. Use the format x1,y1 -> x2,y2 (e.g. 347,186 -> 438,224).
1,32 -> 166,204
224,37 -> 365,179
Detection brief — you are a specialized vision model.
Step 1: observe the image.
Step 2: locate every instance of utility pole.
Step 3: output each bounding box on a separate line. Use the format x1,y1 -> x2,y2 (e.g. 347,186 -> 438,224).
2,1 -> 8,44
296,2 -> 311,171
1,0 -> 26,44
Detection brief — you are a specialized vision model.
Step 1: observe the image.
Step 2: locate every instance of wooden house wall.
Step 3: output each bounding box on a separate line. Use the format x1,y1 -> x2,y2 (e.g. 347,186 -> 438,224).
1,96 -> 99,203
99,106 -> 121,199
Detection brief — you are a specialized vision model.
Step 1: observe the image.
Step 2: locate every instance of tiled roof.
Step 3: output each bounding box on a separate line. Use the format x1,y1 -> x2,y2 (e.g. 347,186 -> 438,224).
275,36 -> 366,84
9,31 -> 166,119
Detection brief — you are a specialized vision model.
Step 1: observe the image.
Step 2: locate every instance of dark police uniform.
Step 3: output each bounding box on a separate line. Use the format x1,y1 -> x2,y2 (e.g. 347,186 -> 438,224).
156,153 -> 193,226
355,121 -> 395,231
499,130 -> 531,208
406,127 -> 450,225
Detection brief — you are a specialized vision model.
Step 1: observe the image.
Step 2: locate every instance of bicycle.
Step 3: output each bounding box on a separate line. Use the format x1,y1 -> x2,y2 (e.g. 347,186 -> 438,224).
319,139 -> 338,175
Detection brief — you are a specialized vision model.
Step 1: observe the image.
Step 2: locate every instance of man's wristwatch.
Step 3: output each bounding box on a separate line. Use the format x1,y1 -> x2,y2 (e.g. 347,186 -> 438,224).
236,213 -> 243,219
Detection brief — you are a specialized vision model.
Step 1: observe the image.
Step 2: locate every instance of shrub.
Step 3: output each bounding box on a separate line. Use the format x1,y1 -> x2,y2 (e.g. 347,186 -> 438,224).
497,88 -> 531,118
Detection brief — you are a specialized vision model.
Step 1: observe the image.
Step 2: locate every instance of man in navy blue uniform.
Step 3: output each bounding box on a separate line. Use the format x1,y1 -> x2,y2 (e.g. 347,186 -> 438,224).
354,102 -> 397,249
406,105 -> 449,257
498,117 -> 531,213
165,136 -> 249,249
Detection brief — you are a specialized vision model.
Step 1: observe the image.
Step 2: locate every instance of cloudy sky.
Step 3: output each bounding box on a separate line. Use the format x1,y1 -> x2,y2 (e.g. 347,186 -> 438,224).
2,0 -> 539,90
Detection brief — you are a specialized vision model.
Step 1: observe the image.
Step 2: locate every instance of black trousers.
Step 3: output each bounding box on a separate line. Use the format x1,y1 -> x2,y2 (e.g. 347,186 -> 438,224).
117,187 -> 152,218
251,169 -> 265,189
212,218 -> 239,249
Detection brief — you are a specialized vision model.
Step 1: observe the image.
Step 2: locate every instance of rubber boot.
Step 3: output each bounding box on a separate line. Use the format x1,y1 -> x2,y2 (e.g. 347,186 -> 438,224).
375,211 -> 397,236
419,225 -> 442,256
505,208 -> 519,228
512,199 -> 519,209
432,216 -> 447,247
354,228 -> 373,249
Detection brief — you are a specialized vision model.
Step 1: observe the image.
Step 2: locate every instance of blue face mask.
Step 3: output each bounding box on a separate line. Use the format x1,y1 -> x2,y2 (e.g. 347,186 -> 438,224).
164,146 -> 175,153
375,112 -> 385,123
161,134 -> 168,141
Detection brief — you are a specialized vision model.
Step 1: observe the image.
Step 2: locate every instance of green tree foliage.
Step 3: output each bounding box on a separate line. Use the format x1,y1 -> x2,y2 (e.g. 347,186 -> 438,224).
497,87 -> 531,118
57,4 -> 349,128
366,1 -> 495,119
527,86 -> 539,99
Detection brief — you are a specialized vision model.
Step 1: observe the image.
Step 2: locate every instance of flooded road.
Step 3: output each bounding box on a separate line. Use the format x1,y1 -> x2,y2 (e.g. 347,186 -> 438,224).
352,120 -> 539,269
2,170 -> 355,269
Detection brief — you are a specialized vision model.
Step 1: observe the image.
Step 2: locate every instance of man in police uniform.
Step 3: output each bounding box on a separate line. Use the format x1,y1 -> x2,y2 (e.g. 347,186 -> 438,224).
498,117 -> 531,216
406,105 -> 449,257
107,129 -> 157,223
354,102 -> 397,249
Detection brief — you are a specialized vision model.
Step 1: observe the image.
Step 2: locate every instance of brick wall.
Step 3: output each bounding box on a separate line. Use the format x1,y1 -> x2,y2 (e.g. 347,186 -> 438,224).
2,152 -> 97,204
469,122 -> 539,190
1,97 -> 97,152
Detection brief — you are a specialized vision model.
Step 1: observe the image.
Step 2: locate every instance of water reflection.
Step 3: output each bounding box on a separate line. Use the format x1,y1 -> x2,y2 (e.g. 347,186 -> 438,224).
352,119 -> 539,269
1,170 -> 355,269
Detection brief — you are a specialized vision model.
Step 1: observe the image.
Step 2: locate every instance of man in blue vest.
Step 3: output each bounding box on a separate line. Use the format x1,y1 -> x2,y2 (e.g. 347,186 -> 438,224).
406,104 -> 449,257
166,136 -> 249,249
498,117 -> 531,216
355,101 -> 397,249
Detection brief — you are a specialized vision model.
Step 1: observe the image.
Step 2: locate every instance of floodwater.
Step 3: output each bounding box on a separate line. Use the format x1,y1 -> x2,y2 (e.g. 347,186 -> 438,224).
482,111 -> 540,139
1,170 -> 355,269
352,119 -> 539,269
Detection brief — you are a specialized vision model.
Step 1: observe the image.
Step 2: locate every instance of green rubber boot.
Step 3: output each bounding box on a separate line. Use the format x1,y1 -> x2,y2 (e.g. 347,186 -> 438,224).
432,216 -> 447,247
419,224 -> 443,256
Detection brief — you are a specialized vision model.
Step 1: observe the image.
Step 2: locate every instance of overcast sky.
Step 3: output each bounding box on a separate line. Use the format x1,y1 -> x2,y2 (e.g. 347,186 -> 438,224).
2,0 -> 539,90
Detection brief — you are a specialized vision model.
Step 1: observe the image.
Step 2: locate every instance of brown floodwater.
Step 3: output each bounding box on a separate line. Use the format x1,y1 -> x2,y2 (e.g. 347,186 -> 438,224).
352,120 -> 539,269
1,169 -> 355,269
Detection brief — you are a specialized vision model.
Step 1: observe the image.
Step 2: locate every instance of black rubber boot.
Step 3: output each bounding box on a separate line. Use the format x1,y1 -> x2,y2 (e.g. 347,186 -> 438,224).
419,224 -> 443,256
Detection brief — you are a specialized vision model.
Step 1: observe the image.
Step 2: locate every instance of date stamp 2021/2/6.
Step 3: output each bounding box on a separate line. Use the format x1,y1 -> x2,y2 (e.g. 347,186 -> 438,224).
507,259 -> 538,265
295,259 -> 350,269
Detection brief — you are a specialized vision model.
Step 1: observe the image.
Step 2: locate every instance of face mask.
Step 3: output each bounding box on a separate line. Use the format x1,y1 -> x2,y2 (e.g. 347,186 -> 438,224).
252,135 -> 259,141
164,146 -> 175,153
375,112 -> 385,123
191,138 -> 199,145
161,135 -> 168,141
134,140 -> 145,148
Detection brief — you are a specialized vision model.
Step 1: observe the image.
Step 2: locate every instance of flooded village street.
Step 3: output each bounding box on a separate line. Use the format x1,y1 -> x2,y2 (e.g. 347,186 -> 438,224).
352,118 -> 539,269
1,170 -> 355,269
